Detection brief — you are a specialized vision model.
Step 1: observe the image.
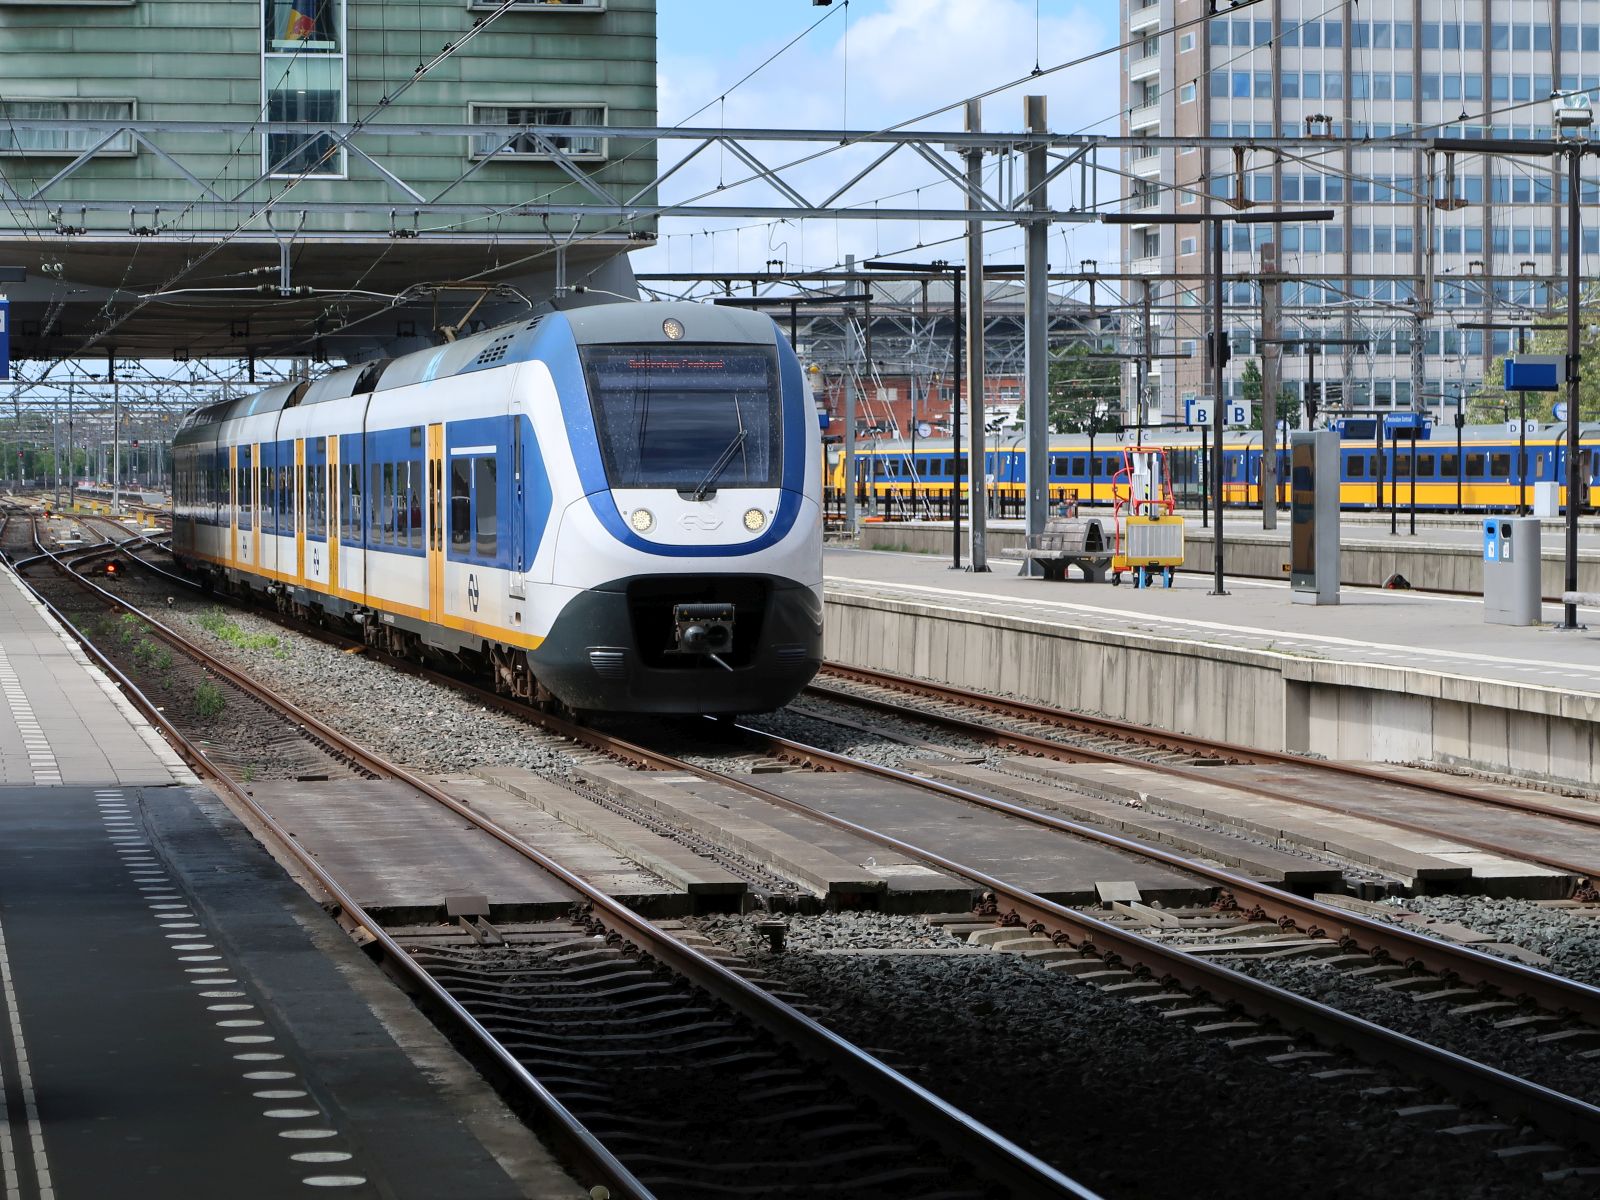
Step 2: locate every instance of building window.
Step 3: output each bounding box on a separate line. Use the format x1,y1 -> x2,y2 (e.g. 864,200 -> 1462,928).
470,104 -> 608,160
0,98 -> 134,156
1178,32 -> 1194,53
468,0 -> 604,9
1178,83 -> 1196,104
263,1 -> 346,177
1179,237 -> 1196,256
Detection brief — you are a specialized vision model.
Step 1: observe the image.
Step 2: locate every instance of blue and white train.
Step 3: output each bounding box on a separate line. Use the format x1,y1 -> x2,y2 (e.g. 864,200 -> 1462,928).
170,303 -> 824,714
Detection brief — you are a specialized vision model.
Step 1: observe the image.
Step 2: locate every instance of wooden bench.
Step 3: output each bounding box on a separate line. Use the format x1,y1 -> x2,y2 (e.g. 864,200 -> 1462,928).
998,516 -> 1112,582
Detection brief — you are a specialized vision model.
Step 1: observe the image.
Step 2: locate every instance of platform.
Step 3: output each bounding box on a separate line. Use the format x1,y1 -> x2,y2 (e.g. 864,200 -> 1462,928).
0,565 -> 192,786
855,511 -> 1600,597
0,564 -> 583,1197
823,547 -> 1600,789
0,786 -> 576,1199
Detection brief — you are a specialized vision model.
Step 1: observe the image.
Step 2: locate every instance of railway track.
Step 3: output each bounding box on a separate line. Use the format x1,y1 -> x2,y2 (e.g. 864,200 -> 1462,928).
808,664 -> 1600,884
3,510 -> 1097,1200
39,504 -> 1600,1169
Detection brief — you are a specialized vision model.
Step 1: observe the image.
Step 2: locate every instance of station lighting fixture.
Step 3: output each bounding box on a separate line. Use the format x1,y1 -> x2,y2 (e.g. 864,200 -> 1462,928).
1553,92 -> 1595,133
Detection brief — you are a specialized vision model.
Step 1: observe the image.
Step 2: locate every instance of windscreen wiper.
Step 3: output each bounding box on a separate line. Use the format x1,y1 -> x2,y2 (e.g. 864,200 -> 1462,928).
691,429 -> 747,501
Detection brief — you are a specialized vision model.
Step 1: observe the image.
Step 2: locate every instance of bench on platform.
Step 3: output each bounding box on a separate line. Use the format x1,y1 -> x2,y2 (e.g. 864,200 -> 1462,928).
998,516 -> 1113,582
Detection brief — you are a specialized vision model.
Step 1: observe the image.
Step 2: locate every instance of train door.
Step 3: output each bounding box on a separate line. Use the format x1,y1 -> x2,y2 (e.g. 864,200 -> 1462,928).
228,444 -> 239,566
426,423 -> 445,626
294,438 -> 306,586
325,435 -> 339,594
509,416 -> 526,599
233,444 -> 252,569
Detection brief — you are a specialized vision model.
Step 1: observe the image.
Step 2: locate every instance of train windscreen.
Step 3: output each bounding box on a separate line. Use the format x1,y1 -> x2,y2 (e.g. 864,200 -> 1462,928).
582,344 -> 782,493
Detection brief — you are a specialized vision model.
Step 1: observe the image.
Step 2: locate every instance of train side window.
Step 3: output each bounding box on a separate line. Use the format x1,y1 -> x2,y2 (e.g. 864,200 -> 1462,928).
474,456 -> 498,559
1465,453 -> 1486,478
347,464 -> 362,540
1346,454 -> 1365,479
395,463 -> 409,545
450,458 -> 471,545
1489,452 -> 1511,478
1369,455 -> 1382,478
407,461 -> 420,546
1070,457 -> 1085,477
370,463 -> 383,542
1440,452 -> 1458,477
1416,453 -> 1436,478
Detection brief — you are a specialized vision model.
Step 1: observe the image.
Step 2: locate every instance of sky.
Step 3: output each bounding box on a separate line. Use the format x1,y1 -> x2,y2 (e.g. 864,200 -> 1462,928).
633,0 -> 1124,289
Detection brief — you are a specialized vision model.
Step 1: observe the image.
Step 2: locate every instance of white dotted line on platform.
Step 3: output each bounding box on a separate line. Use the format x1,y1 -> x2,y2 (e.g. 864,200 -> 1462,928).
95,789 -> 367,1192
0,646 -> 60,786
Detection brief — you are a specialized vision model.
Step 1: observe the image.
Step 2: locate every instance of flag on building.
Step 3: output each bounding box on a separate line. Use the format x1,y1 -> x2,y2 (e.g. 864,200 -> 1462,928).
284,7 -> 315,41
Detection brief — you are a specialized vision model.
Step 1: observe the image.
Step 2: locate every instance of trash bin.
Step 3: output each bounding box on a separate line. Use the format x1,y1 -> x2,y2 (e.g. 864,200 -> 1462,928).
1482,517 -> 1542,625
1533,481 -> 1560,517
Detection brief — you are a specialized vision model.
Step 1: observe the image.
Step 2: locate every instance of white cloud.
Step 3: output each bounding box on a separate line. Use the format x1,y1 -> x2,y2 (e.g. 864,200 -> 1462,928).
630,0 -> 1123,286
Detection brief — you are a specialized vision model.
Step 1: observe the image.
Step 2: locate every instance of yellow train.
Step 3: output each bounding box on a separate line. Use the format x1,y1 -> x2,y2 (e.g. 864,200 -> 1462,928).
827,424 -> 1599,512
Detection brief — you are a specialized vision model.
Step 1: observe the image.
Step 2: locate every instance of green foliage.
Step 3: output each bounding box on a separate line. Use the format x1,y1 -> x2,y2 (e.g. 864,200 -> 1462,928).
1467,304 -> 1600,424
193,681 -> 226,719
198,606 -> 280,652
1043,344 -> 1123,434
1240,358 -> 1303,431
117,613 -> 142,645
131,638 -> 159,672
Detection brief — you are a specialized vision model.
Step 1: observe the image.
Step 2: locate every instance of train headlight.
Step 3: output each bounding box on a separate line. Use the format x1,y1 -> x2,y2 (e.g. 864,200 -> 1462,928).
629,508 -> 655,533
743,508 -> 766,532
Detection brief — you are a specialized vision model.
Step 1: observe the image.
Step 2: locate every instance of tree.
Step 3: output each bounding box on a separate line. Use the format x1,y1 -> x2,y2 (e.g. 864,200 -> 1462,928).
1036,344 -> 1122,434
1467,295 -> 1600,424
1239,358 -> 1302,430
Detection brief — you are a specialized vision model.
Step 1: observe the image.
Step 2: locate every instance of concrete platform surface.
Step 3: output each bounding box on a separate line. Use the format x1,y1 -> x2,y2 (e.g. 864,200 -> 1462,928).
826,547 -> 1600,697
0,564 -> 192,786
0,784 -> 580,1199
752,771 -> 1213,907
248,777 -> 683,922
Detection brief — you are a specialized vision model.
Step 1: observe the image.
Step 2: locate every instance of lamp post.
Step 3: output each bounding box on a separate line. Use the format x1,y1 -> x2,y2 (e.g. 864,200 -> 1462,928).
1435,118 -> 1588,629
867,258 -> 1023,570
1459,320 -> 1534,513
1107,208 -> 1334,596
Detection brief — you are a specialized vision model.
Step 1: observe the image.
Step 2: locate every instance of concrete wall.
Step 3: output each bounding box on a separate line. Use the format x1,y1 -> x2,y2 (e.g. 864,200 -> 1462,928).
855,522 -> 1600,597
825,588 -> 1600,788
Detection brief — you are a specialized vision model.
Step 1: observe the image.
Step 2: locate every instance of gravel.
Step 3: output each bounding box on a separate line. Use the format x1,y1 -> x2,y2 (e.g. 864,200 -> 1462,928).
140,590 -> 583,777
691,912 -> 1594,1200
1388,896 -> 1600,988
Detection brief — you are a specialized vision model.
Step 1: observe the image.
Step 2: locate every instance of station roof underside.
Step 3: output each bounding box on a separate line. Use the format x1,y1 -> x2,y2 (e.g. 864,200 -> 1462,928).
1,234 -> 638,361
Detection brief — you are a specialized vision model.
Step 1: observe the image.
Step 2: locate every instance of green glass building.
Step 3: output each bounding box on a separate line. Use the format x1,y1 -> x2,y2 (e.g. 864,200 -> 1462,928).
0,0 -> 657,358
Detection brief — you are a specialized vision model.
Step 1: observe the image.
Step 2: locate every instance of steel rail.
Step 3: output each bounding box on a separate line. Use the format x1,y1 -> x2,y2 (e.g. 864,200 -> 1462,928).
816,664 -> 1600,879
10,525 -> 655,1200
20,540 -> 1095,1200
724,717 -> 1600,1021
493,708 -> 1600,1150
90,515 -> 1600,1019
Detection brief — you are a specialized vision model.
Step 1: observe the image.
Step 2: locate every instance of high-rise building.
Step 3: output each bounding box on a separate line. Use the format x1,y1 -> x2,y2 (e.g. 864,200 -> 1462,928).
1119,0 -> 1592,425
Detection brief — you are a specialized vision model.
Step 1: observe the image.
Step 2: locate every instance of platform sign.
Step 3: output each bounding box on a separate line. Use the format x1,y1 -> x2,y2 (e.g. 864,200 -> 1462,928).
1185,399 -> 1211,428
1504,355 -> 1563,392
1226,402 -> 1249,427
0,298 -> 8,381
